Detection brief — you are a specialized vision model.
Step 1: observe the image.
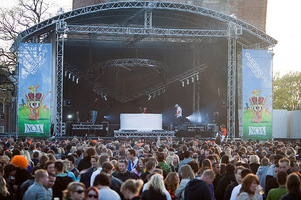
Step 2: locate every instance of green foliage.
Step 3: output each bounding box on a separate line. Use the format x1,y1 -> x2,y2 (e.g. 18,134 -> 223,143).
273,71 -> 301,110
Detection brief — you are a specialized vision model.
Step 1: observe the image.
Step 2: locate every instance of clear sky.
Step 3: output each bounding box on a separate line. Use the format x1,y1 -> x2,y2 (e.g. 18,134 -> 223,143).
1,0 -> 300,76
266,0 -> 301,75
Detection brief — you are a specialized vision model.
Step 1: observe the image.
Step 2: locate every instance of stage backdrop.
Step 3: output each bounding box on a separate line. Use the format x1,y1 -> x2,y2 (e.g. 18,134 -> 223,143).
242,49 -> 272,140
17,43 -> 52,137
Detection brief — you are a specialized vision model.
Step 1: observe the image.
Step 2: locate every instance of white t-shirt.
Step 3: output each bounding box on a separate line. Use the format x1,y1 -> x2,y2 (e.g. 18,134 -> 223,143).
90,167 -> 102,187
176,106 -> 182,118
230,184 -> 241,200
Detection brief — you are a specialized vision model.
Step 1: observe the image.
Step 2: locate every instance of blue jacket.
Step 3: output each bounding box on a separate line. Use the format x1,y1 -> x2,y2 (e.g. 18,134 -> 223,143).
256,165 -> 269,190
23,181 -> 47,200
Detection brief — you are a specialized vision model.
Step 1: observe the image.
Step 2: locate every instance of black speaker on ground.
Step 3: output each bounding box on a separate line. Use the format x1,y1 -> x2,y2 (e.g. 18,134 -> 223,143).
175,131 -> 195,137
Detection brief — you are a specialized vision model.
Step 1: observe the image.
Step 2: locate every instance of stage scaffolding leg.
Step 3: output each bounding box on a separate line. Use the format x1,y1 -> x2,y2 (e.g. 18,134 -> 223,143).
55,21 -> 66,136
192,46 -> 200,114
227,36 -> 237,139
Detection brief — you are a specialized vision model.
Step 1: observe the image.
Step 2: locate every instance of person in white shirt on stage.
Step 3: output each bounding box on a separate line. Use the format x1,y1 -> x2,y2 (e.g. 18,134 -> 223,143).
175,104 -> 183,126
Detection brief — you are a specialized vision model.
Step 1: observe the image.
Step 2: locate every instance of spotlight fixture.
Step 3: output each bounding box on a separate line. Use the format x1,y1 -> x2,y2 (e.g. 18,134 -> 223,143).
196,74 -> 199,81
72,75 -> 75,82
148,94 -> 151,100
181,81 -> 184,87
76,78 -> 79,84
186,79 -> 189,85
104,94 -> 107,101
65,71 -> 68,76
191,77 -> 194,83
68,73 -> 71,79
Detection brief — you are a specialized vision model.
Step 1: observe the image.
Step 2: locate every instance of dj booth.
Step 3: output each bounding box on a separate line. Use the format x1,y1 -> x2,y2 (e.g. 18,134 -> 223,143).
114,113 -> 175,138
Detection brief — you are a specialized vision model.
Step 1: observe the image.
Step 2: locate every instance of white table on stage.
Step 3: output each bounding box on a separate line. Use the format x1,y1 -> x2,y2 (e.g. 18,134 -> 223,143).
120,113 -> 163,131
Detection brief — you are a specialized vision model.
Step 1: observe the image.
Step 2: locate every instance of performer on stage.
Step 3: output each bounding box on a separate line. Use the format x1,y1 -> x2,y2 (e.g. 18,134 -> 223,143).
91,98 -> 100,124
75,110 -> 80,123
220,124 -> 227,142
143,107 -> 147,114
175,104 -> 183,125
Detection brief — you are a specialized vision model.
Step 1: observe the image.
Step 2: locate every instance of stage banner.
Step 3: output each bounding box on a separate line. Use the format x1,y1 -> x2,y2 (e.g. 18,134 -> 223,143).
17,43 -> 52,137
242,49 -> 272,140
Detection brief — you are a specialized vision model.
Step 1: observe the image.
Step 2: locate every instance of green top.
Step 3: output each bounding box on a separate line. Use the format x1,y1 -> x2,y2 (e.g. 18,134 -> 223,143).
266,187 -> 287,200
158,161 -> 172,174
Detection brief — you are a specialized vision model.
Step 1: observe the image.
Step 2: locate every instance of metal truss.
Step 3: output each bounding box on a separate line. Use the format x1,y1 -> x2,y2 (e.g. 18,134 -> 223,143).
92,64 -> 207,103
123,64 -> 207,103
99,58 -> 166,74
227,24 -> 237,138
55,21 -> 67,135
72,124 -> 103,130
66,25 -> 228,38
114,130 -> 175,138
66,33 -> 205,47
11,1 -> 277,52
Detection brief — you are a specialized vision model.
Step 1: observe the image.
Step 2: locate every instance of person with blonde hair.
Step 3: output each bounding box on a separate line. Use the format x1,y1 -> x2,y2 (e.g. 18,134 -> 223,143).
142,174 -> 168,200
62,182 -> 85,200
0,177 -> 10,199
249,155 -> 260,174
121,179 -> 144,200
175,165 -> 195,200
166,155 -> 176,172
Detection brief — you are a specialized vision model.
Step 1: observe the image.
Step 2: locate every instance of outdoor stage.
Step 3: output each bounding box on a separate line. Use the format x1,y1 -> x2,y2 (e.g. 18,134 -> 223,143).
12,2 -> 277,139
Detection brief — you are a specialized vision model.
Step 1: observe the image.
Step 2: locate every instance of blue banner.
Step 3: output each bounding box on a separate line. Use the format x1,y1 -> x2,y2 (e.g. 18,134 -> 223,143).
242,49 -> 273,140
18,43 -> 52,137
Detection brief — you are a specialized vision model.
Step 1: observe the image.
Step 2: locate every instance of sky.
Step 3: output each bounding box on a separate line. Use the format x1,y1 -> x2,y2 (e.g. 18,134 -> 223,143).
0,0 -> 300,76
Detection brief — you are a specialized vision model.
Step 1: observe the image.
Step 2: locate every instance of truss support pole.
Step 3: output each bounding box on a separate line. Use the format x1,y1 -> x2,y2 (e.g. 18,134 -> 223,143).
144,9 -> 152,29
192,47 -> 200,114
227,24 -> 237,139
55,21 -> 66,135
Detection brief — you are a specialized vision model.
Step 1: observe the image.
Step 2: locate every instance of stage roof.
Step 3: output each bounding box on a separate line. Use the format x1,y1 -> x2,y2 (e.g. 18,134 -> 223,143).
12,2 -> 277,115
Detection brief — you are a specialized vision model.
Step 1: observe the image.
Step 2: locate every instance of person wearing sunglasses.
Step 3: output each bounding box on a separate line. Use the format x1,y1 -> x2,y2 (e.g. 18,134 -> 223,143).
62,182 -> 86,200
85,187 -> 98,200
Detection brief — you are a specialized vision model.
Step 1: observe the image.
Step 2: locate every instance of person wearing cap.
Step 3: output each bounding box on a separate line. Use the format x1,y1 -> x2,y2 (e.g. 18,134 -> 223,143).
174,104 -> 183,126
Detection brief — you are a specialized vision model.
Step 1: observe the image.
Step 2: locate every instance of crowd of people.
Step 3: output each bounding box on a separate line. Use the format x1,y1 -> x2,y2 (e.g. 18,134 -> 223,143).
0,135 -> 301,200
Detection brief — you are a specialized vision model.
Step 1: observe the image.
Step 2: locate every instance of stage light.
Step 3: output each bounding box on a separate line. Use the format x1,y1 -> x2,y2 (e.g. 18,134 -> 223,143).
186,78 -> 189,85
148,94 -> 151,100
191,77 -> 194,83
76,78 -> 79,84
67,114 -> 73,119
196,74 -> 199,81
104,94 -> 107,101
181,81 -> 184,87
153,93 -> 156,98
68,73 -> 71,79
162,89 -> 166,93
65,71 -> 68,76
72,75 -> 75,82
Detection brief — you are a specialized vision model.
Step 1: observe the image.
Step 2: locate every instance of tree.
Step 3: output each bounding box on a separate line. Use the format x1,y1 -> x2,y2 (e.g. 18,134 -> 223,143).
273,71 -> 301,110
0,0 -> 56,95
